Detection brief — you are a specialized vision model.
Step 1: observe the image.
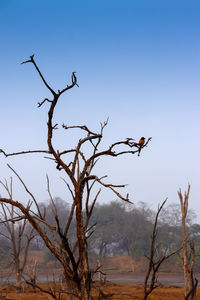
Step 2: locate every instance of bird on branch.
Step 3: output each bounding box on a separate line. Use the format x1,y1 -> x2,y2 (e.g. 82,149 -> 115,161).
137,137 -> 145,156
138,137 -> 145,147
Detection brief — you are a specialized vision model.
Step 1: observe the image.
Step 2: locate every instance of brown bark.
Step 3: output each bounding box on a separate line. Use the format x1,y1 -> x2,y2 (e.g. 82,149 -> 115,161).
0,182 -> 35,292
178,184 -> 198,300
179,186 -> 189,296
143,199 -> 181,300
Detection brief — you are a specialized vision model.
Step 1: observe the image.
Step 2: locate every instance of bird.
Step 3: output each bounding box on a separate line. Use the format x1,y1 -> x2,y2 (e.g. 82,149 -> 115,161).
138,137 -> 145,147
137,137 -> 145,156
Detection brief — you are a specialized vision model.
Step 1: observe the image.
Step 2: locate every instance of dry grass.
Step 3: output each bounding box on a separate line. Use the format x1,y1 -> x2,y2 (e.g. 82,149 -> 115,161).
0,282 -> 199,300
0,255 -> 196,299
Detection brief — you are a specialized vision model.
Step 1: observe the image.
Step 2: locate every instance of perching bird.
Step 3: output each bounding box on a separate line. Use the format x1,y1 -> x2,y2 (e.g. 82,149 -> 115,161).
138,137 -> 145,147
137,137 -> 145,156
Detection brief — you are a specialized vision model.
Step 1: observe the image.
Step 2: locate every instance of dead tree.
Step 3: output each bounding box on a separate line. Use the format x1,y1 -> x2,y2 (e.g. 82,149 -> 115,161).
143,199 -> 181,300
0,178 -> 35,291
178,184 -> 198,300
0,55 -> 151,300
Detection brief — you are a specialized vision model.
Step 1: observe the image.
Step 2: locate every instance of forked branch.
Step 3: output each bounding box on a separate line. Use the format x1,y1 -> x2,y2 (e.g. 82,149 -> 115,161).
143,199 -> 181,300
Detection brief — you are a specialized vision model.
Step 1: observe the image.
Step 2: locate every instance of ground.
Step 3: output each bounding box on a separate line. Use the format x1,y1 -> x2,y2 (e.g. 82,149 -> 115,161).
0,254 -> 198,299
0,282 -> 199,299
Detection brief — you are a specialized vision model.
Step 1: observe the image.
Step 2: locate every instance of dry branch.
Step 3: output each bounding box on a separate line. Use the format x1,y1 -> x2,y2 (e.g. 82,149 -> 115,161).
143,199 -> 181,300
178,184 -> 198,300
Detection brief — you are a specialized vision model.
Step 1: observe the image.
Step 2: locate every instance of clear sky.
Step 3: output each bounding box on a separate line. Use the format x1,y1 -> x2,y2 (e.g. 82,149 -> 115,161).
0,1 -> 200,219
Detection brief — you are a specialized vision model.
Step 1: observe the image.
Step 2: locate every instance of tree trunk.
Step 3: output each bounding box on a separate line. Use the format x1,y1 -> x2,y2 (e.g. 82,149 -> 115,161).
75,193 -> 91,300
179,187 -> 190,297
182,214 -> 189,296
16,269 -> 22,292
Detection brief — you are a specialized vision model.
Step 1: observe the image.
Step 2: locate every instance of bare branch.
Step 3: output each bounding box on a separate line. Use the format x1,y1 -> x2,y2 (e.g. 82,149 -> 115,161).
24,279 -> 78,299
22,55 -> 56,96
81,136 -> 152,179
7,164 -> 43,219
71,134 -> 102,176
0,149 -> 50,157
143,198 -> 181,300
38,98 -> 53,107
62,124 -> 98,136
59,71 -> 79,95
178,184 -> 197,299
82,175 -> 132,204
0,215 -> 26,224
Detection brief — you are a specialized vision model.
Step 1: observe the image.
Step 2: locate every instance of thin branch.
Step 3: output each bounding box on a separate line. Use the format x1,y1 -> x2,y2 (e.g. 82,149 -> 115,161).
143,198 -> 182,300
38,98 -> 53,107
82,137 -> 152,179
7,164 -> 43,219
21,54 -> 56,96
0,149 -> 50,157
82,175 -> 132,204
71,134 -> 102,176
59,71 -> 79,95
24,279 -> 78,298
0,215 -> 25,224
62,124 -> 98,136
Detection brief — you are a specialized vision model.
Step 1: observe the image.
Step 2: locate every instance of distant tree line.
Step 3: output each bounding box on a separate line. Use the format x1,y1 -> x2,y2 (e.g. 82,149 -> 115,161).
1,197 -> 199,270
88,200 -> 200,267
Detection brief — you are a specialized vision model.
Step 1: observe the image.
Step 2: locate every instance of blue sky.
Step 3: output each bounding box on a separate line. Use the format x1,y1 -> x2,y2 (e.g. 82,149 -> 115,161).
0,1 -> 200,218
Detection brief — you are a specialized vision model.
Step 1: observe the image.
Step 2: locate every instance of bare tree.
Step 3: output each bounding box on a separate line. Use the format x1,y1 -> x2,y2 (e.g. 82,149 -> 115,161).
0,55 -> 151,299
0,178 -> 35,291
178,184 -> 198,300
143,199 -> 181,300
